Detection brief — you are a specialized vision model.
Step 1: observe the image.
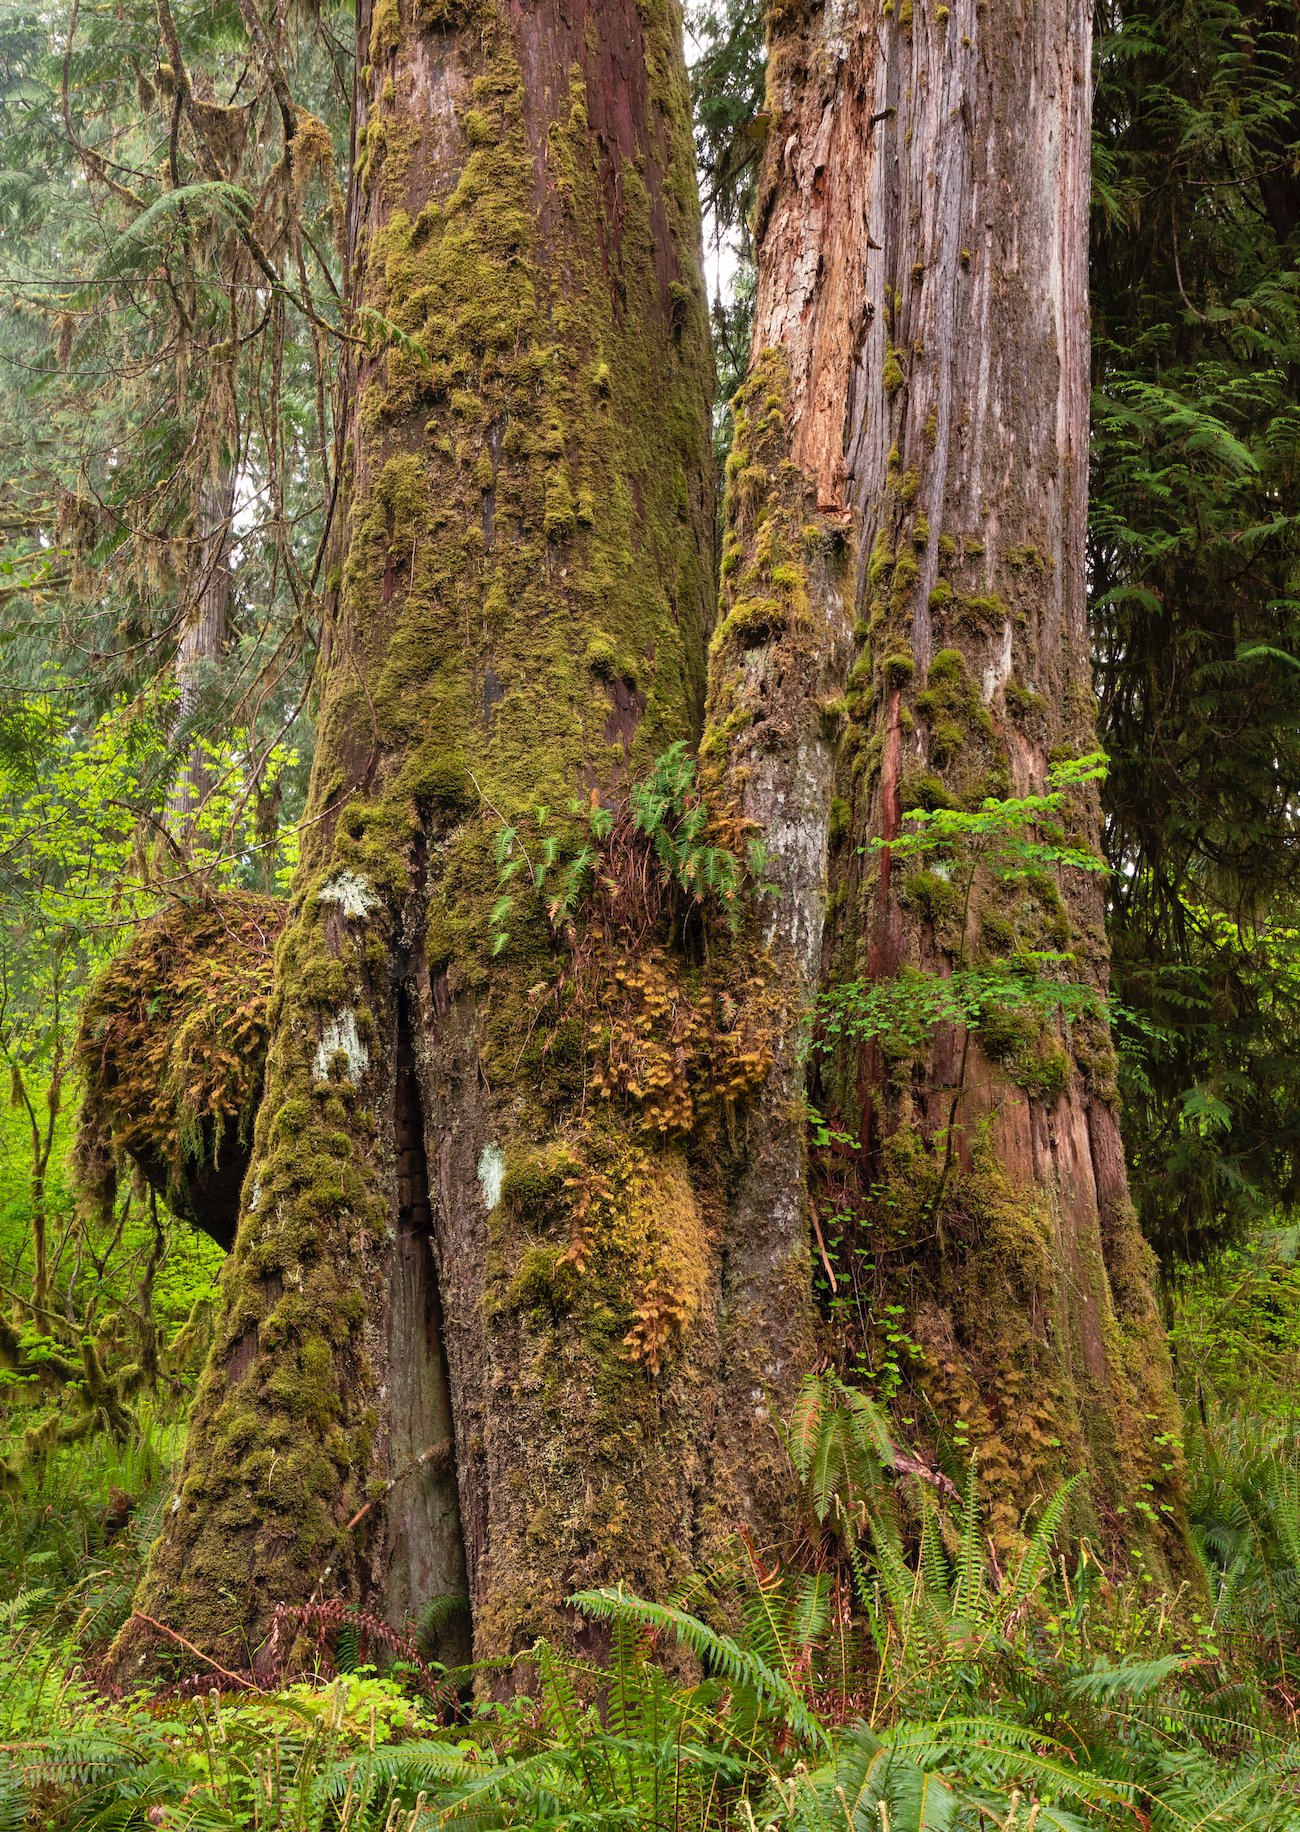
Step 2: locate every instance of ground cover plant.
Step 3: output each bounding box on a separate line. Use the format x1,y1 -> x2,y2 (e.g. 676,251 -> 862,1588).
5,1376 -> 1300,1828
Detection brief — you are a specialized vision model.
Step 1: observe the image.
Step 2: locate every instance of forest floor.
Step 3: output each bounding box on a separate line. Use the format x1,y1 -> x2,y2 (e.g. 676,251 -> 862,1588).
6,1111 -> 1300,1828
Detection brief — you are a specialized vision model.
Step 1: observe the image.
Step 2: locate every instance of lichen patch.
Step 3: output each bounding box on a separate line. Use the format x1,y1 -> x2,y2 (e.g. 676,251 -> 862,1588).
317,872 -> 382,920
313,1009 -> 371,1082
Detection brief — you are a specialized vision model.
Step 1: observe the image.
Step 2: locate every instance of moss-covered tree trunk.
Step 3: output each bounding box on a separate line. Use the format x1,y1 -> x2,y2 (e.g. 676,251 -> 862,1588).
711,0 -> 1188,1561
169,450 -> 235,834
116,0 -> 804,1676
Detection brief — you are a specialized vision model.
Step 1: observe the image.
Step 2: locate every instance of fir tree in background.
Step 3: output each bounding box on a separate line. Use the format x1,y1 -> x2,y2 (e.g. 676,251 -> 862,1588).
1092,0 -> 1300,1267
0,0 -> 346,842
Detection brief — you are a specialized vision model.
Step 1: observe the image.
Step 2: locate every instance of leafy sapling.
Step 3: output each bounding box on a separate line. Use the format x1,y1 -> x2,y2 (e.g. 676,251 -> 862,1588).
819,754 -> 1111,1073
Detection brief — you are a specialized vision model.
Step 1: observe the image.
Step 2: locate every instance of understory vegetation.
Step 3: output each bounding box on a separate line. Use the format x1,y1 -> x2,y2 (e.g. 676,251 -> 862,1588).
6,1364 -> 1300,1827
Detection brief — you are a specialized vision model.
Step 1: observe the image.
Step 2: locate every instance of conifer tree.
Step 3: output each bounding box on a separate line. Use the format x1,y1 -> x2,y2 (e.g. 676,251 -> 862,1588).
106,0 -> 1202,1676
121,0 -> 759,1672
706,0 -> 1188,1554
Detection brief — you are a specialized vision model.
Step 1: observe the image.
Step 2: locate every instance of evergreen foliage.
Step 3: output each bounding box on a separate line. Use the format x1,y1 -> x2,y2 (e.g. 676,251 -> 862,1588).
0,0 -> 343,827
1092,0 -> 1300,1262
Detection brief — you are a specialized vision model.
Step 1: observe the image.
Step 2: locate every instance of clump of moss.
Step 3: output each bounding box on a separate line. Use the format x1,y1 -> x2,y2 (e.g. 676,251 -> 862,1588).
898,770 -> 951,812
501,1144 -> 575,1226
979,908 -> 1015,953
915,648 -> 993,769
978,1005 -> 1071,1103
956,591 -> 1009,633
898,868 -> 962,926
73,893 -> 288,1248
881,647 -> 915,687
714,595 -> 785,650
585,633 -> 618,680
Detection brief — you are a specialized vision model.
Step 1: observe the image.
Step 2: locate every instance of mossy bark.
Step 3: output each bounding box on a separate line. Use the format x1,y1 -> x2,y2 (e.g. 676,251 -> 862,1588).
116,0 -> 799,1678
713,0 -> 1191,1569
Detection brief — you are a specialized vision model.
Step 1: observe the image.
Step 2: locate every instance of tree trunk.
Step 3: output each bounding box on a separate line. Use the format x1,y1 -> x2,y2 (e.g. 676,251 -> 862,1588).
118,0 -> 793,1677
170,437 -> 236,836
713,0 -> 1188,1560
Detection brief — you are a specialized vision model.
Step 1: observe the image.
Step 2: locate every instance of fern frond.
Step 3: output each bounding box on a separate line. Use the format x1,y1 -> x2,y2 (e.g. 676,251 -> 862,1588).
570,1587 -> 831,1751
1000,1472 -> 1086,1621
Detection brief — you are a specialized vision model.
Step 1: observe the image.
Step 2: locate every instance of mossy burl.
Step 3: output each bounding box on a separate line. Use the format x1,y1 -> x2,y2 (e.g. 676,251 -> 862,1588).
73,894 -> 287,1247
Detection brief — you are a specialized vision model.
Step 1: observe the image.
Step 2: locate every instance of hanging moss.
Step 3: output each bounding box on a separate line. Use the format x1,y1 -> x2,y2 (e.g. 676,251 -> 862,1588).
73,893 -> 286,1250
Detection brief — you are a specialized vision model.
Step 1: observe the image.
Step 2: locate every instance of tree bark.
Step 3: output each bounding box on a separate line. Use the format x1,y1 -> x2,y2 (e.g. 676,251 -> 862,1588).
713,0 -> 1189,1561
118,0 -> 793,1677
170,407 -> 237,838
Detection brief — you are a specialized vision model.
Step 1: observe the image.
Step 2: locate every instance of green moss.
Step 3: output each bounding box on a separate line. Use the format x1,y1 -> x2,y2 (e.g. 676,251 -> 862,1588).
1003,675 -> 1046,720
1020,1042 -> 1071,1102
828,796 -> 851,849
890,554 -> 919,608
915,648 -> 993,760
977,1006 -> 1072,1103
1005,543 -> 1049,573
882,648 -> 915,687
898,868 -> 962,925
543,468 -> 576,539
899,771 -> 951,812
956,591 -> 1008,632
368,0 -> 400,62
868,530 -> 895,587
401,753 -> 477,816
73,893 -> 287,1240
820,698 -> 849,738
501,1146 -> 573,1222
979,909 -> 1016,953
883,346 -> 905,395
715,596 -> 785,649
508,1244 -> 576,1315
585,634 -> 618,680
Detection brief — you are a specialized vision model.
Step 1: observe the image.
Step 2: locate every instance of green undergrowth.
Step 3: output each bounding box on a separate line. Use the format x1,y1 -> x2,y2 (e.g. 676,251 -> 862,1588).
6,1376 -> 1300,1829
1170,1224 -> 1300,1425
0,1101 -> 222,1333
